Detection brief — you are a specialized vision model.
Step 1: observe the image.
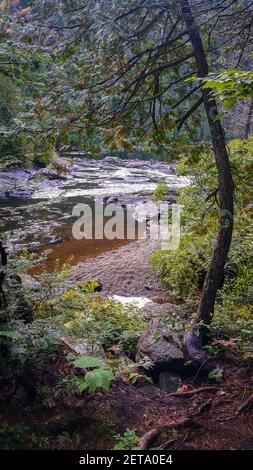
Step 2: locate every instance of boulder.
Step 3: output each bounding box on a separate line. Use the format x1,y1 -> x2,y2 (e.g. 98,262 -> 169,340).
136,317 -> 184,368
158,372 -> 182,393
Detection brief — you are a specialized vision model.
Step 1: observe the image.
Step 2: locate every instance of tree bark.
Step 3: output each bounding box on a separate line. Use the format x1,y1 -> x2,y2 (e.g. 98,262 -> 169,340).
0,241 -> 7,309
180,1 -> 234,328
245,98 -> 253,139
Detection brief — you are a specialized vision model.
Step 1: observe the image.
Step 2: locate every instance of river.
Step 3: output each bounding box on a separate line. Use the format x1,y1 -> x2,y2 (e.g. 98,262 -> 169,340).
0,155 -> 189,275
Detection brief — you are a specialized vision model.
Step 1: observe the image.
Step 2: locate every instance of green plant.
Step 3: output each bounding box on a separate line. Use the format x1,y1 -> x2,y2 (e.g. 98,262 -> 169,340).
113,428 -> 139,450
68,355 -> 115,393
208,368 -> 224,382
0,425 -> 31,450
152,181 -> 169,203
202,69 -> 253,109
56,432 -> 74,445
54,287 -> 145,351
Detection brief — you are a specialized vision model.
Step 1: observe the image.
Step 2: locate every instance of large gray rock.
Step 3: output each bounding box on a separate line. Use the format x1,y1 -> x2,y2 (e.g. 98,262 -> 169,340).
158,372 -> 182,393
136,318 -> 184,367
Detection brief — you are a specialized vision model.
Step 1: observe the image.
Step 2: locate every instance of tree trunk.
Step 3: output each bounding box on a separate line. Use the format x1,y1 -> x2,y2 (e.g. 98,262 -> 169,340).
245,98 -> 253,139
180,1 -> 234,329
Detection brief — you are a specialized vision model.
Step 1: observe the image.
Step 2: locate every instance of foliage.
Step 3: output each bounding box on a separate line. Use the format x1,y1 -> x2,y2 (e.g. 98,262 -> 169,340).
202,70 -> 253,109
72,355 -> 101,369
113,428 -> 139,450
152,181 -> 169,203
208,368 -> 224,382
152,138 -> 253,297
72,355 -> 115,393
0,425 -> 31,450
0,72 -> 26,166
151,137 -> 253,352
66,355 -> 115,393
1,252 -> 144,392
53,286 -> 145,351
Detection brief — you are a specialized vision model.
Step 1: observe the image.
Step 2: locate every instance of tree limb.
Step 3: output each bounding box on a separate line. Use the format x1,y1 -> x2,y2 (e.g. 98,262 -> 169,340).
177,96 -> 204,130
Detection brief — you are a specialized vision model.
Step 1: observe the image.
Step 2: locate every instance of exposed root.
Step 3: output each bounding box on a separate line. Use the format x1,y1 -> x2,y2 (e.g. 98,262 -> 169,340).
159,437 -> 179,449
134,417 -> 195,450
166,386 -> 221,398
237,393 -> 253,413
183,330 -> 213,371
189,399 -> 212,416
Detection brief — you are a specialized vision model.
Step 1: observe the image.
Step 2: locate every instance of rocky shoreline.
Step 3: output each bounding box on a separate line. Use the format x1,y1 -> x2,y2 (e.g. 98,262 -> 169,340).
0,155 -> 188,257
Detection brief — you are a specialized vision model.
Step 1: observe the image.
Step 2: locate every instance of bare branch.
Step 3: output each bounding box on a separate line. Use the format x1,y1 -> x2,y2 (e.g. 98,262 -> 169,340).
177,96 -> 204,130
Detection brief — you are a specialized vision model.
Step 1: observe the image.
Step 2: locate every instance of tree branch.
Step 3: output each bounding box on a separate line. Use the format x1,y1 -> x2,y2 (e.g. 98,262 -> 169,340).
177,96 -> 204,130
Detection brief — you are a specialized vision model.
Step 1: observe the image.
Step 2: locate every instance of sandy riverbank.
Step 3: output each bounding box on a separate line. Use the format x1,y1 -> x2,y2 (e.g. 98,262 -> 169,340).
70,238 -> 169,299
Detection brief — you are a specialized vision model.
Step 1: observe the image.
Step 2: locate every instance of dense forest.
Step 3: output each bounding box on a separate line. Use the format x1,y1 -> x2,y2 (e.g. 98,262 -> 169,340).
0,0 -> 253,458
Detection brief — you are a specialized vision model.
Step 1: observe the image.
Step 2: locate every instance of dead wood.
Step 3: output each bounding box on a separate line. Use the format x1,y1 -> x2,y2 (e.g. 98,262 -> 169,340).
237,393 -> 253,413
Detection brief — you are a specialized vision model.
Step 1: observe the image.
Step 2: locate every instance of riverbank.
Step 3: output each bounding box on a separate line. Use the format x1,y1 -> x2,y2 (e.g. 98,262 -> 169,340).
0,155 -> 188,266
70,238 -> 168,298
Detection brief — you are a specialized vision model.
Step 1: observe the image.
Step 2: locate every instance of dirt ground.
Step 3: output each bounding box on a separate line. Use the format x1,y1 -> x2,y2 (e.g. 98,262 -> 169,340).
1,351 -> 253,450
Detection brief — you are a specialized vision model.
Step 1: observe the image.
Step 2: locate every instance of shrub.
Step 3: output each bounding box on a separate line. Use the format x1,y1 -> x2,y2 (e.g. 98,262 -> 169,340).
152,138 -> 253,301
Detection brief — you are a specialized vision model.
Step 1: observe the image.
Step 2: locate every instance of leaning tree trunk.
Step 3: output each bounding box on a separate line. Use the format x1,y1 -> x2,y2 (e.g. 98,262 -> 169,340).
180,0 -> 234,366
245,98 -> 253,139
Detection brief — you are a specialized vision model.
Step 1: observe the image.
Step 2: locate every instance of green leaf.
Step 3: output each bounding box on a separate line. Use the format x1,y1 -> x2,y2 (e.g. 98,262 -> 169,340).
84,368 -> 114,392
72,355 -> 101,369
208,368 -> 224,382
0,331 -> 22,339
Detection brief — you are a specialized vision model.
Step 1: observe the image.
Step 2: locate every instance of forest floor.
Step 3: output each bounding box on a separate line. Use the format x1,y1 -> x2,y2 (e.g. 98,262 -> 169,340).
1,239 -> 253,450
1,351 -> 253,450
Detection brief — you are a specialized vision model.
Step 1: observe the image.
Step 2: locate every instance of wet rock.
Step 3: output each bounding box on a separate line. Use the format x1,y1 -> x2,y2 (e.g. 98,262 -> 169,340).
103,156 -> 125,166
6,189 -> 34,199
36,168 -> 67,180
125,160 -> 151,169
144,284 -> 153,290
158,372 -> 182,393
3,169 -> 31,180
136,317 -> 184,368
104,196 -> 119,205
44,236 -> 63,245
22,274 -> 41,290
